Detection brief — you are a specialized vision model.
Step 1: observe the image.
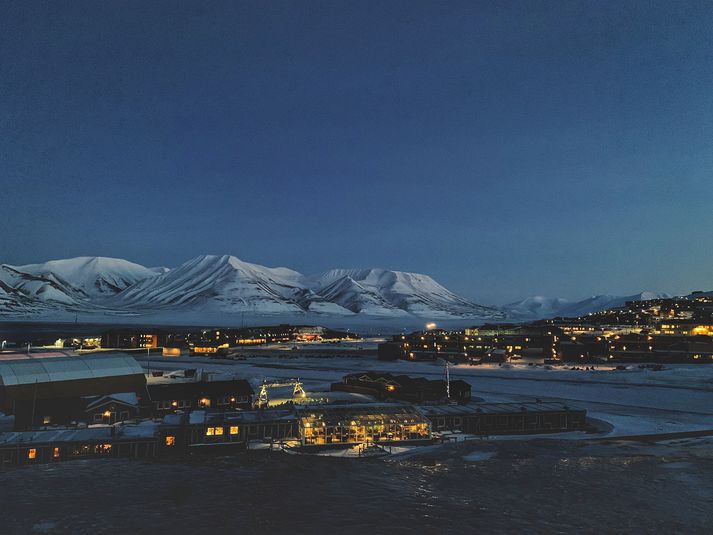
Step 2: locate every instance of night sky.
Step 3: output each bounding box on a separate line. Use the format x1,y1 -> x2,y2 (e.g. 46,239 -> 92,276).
2,1 -> 712,304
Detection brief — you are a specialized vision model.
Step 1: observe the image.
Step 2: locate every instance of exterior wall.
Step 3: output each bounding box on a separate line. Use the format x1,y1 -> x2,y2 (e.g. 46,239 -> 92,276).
0,374 -> 146,405
148,393 -> 252,417
85,402 -> 139,425
300,419 -> 430,445
427,410 -> 587,434
159,420 -> 298,451
0,439 -> 156,467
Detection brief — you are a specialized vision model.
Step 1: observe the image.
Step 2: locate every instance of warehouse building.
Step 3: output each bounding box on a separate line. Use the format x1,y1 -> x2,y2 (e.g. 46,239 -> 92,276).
0,352 -> 146,430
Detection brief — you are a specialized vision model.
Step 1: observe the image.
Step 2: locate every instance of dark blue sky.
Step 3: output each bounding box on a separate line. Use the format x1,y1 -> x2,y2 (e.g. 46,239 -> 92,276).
1,1 -> 712,304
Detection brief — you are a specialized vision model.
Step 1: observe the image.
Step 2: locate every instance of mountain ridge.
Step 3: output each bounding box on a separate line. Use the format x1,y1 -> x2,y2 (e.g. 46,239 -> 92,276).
0,255 -> 504,322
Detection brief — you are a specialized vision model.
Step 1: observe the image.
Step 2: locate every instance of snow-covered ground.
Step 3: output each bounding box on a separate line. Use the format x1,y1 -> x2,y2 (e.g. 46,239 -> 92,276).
138,354 -> 713,439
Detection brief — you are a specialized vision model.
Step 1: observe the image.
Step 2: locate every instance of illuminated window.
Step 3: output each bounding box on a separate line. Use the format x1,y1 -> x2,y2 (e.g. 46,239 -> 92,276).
53,447 -> 60,458
42,416 -> 51,425
165,436 -> 176,446
28,448 -> 37,460
206,427 -> 215,436
229,426 -> 238,435
215,427 -> 224,436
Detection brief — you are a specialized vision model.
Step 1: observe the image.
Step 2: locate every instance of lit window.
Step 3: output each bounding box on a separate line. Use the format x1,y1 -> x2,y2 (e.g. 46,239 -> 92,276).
215,427 -> 224,436
28,448 -> 37,460
53,447 -> 60,459
206,427 -> 215,436
229,426 -> 238,435
165,436 -> 176,446
42,416 -> 51,425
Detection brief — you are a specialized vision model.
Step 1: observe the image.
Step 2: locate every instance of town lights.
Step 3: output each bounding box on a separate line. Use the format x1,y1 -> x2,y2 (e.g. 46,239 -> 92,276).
425,323 -> 437,331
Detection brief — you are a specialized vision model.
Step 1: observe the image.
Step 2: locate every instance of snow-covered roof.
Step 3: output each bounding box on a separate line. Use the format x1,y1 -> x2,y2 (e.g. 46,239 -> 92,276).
0,421 -> 158,445
85,392 -> 139,410
0,353 -> 144,387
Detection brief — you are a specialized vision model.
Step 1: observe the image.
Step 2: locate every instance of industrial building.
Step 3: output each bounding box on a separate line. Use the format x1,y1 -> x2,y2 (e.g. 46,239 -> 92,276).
0,352 -> 146,429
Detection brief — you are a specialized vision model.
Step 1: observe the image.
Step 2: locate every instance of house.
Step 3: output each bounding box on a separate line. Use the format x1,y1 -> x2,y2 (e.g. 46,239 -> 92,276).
83,393 -> 140,424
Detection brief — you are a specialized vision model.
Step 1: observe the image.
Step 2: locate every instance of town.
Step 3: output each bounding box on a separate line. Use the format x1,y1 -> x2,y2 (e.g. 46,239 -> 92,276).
2,292 -> 713,467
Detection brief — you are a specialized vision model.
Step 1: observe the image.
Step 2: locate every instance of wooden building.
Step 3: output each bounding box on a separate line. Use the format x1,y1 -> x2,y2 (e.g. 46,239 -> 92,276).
0,424 -> 158,467
158,409 -> 298,451
146,376 -> 254,416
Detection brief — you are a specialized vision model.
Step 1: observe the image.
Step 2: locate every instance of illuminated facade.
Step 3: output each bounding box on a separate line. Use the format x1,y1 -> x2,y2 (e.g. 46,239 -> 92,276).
298,404 -> 431,446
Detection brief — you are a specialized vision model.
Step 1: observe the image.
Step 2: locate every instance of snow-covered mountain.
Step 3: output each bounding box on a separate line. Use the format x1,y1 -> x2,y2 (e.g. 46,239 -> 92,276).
0,264 -> 92,317
503,292 -> 672,320
0,254 -> 500,322
308,268 -> 503,320
108,256 -> 501,320
311,273 -> 410,317
556,292 -> 672,318
0,254 -> 677,324
503,296 -> 573,320
15,257 -> 160,300
107,255 -> 312,314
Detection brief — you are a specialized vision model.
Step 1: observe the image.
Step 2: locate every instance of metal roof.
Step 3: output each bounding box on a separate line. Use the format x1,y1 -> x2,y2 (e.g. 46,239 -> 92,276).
0,352 -> 144,388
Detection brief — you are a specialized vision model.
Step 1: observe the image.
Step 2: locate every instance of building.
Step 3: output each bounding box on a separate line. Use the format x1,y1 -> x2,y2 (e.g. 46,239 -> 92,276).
297,403 -> 432,446
159,409 -> 298,451
101,329 -> 164,349
377,342 -> 404,361
145,372 -> 254,415
332,372 -> 471,403
83,393 -> 140,424
0,352 -> 147,430
657,320 -> 713,337
419,402 -> 587,435
0,424 -> 158,466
